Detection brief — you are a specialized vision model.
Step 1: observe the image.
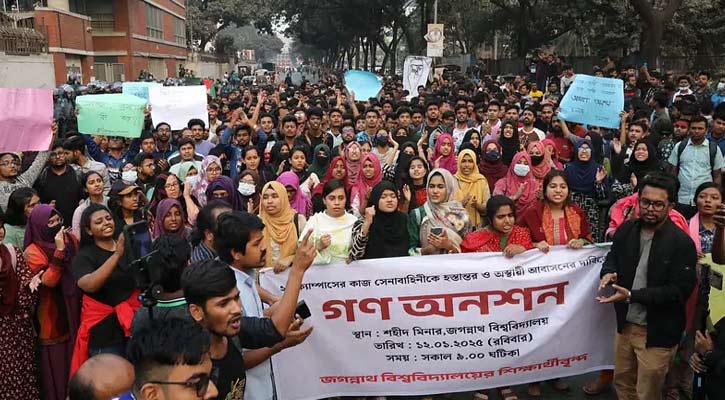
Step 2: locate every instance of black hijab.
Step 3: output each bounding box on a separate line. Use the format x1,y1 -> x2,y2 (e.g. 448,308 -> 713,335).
614,140 -> 660,185
364,181 -> 410,259
498,119 -> 520,166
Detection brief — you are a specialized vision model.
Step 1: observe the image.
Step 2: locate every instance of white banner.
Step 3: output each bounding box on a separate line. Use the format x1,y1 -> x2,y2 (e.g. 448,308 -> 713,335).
425,24 -> 444,58
260,246 -> 616,400
149,86 -> 208,130
403,56 -> 432,100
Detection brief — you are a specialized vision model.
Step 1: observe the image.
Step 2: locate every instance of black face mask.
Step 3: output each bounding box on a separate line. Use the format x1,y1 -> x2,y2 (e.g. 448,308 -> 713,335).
484,151 -> 501,163
376,137 -> 388,146
43,223 -> 62,239
317,155 -> 328,164
530,155 -> 544,166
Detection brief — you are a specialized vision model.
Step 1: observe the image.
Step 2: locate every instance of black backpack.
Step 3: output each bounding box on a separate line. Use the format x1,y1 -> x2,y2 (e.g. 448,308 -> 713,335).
674,139 -> 718,169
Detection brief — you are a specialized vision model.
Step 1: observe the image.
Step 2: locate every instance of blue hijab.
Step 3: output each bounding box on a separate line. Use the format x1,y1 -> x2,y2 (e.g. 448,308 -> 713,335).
565,140 -> 601,196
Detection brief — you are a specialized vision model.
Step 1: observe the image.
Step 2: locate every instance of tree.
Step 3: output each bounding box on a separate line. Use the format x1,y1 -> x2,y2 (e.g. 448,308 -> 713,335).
186,0 -> 274,51
629,0 -> 685,67
217,25 -> 285,62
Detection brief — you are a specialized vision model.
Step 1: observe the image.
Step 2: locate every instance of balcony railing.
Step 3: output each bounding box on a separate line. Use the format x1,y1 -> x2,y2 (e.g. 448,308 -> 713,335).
89,13 -> 114,31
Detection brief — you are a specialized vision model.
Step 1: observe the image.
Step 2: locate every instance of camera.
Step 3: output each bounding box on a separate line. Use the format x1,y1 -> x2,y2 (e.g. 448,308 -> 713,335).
123,220 -> 161,307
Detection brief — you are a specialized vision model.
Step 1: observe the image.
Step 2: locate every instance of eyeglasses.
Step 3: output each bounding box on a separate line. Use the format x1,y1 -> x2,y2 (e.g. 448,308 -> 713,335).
165,182 -> 180,189
639,198 -> 668,211
147,374 -> 211,397
0,161 -> 21,167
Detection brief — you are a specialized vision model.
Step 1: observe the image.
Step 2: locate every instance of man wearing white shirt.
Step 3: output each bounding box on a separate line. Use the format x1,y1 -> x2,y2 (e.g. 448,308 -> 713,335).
518,107 -> 545,148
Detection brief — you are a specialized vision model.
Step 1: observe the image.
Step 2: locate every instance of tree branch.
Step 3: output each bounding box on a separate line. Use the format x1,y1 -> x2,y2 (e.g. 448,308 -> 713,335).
629,0 -> 655,24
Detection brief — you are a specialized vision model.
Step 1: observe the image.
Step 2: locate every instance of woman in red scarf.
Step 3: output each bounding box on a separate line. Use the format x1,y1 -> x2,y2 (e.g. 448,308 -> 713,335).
25,205 -> 80,400
430,133 -> 457,174
527,141 -> 553,184
312,155 -> 346,214
493,151 -> 539,217
479,140 -> 508,194
350,153 -> 383,214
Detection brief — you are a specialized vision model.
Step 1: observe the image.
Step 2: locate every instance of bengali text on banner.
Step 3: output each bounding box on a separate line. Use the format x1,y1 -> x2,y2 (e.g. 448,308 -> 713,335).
260,245 -> 616,400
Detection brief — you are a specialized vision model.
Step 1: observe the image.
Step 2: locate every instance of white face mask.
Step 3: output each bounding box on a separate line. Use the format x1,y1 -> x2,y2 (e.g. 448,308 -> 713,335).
121,170 -> 137,183
513,163 -> 530,177
185,175 -> 199,187
237,182 -> 256,196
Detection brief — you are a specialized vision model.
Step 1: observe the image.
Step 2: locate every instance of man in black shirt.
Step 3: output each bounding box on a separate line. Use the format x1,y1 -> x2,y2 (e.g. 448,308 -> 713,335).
35,139 -> 83,226
181,229 -> 317,400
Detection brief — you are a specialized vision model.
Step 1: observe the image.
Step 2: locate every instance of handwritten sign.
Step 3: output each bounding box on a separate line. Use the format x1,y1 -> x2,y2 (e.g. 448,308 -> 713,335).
261,246 -> 615,399
344,70 -> 382,101
149,86 -> 208,130
558,75 -> 624,129
76,94 -> 147,137
122,81 -> 161,101
0,88 -> 53,151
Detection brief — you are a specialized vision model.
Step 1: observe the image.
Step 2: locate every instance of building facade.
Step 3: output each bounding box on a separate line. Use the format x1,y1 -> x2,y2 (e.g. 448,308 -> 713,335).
35,0 -> 186,84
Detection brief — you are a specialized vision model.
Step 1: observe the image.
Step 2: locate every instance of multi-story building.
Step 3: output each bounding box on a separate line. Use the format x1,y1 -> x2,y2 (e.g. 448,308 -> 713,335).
34,0 -> 187,84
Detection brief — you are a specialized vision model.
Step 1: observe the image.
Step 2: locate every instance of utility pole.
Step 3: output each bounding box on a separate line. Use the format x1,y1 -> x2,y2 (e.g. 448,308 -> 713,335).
433,0 -> 437,23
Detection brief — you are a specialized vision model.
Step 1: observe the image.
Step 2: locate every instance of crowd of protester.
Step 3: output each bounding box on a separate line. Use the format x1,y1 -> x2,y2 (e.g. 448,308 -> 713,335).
2,60 -> 725,400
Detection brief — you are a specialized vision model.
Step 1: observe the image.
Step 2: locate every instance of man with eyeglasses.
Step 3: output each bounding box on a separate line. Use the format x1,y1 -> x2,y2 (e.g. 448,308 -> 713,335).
153,122 -> 176,161
597,172 -> 697,400
0,147 -> 51,212
123,318 -> 219,400
34,138 -> 83,226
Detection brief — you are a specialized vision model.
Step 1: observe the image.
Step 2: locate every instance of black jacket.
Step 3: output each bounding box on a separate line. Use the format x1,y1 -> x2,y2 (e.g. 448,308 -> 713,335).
703,317 -> 725,398
601,218 -> 697,348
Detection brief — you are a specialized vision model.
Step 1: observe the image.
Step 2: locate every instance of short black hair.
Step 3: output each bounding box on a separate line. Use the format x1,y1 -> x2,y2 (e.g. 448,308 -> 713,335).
150,234 -> 192,293
425,101 -> 439,111
155,122 -> 170,131
308,107 -> 324,118
690,115 -> 708,127
323,178 -> 347,198
234,124 -> 253,136
653,91 -> 669,108
52,138 -> 65,150
126,318 -> 211,394
485,195 -> 517,226
63,135 -> 86,153
79,204 -> 113,247
694,181 -> 721,201
178,137 -> 195,149
133,152 -> 155,167
639,171 -> 678,204
189,200 -> 232,246
182,258 -> 237,306
281,115 -> 298,126
214,211 -> 265,263
187,118 -> 205,129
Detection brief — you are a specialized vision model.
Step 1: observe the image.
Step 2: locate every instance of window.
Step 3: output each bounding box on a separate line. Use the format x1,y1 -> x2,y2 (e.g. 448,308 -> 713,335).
148,58 -> 167,79
145,4 -> 163,39
174,18 -> 186,45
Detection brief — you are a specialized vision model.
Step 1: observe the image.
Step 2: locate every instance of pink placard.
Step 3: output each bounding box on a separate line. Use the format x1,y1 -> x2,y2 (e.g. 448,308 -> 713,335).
0,88 -> 53,152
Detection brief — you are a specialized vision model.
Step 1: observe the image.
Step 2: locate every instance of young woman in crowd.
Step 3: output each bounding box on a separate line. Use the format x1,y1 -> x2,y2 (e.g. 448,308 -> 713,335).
71,204 -> 139,375
175,160 -> 199,182
350,153 -> 383,214
269,141 -> 291,174
611,140 -> 662,201
309,143 -> 332,179
479,140 -> 508,194
236,169 -> 262,213
493,152 -> 539,217
147,173 -> 197,228
688,182 -> 723,256
312,155 -> 347,214
344,141 -> 364,188
241,145 -> 276,186
3,187 -> 40,249
498,119 -> 521,165
259,181 -> 305,271
287,146 -> 320,197
461,129 -> 483,161
277,171 -> 312,217
0,225 -> 39,400
564,140 -> 609,242
152,199 -> 188,240
430,133 -> 458,174
24,205 -> 79,400
108,181 -> 145,238
527,141 -> 554,185
192,155 -> 223,206
461,195 -> 533,257
408,168 -> 471,255
541,138 -> 564,169
349,181 -> 410,261
454,149 -> 490,227
300,179 -> 357,265
72,171 -> 107,238
204,175 -> 245,211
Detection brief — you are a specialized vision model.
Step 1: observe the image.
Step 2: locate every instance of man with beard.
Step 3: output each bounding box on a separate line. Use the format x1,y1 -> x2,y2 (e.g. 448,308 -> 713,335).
597,172 -> 696,400
215,211 -> 314,400
279,115 -> 299,151
34,139 -> 83,225
189,119 -> 215,156
452,104 -> 474,151
295,107 -> 326,158
534,103 -> 555,134
325,109 -> 344,150
481,101 -> 502,142
518,107 -> 545,147
182,215 -> 316,400
421,101 -> 446,150
331,122 -> 356,157
62,134 -> 110,196
547,117 -> 577,163
153,122 -> 176,160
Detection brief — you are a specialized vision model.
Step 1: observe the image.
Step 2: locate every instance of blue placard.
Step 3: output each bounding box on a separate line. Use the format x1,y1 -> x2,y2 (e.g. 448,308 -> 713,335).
558,75 -> 624,129
122,81 -> 161,102
344,70 -> 382,100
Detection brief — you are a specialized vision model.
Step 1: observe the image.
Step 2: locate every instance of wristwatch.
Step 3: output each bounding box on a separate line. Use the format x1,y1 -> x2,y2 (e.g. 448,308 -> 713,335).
625,290 -> 632,303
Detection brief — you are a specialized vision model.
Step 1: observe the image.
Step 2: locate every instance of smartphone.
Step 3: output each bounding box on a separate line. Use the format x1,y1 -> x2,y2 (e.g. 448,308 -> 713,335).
295,300 -> 312,320
598,284 -> 617,298
124,220 -> 152,261
430,227 -> 443,236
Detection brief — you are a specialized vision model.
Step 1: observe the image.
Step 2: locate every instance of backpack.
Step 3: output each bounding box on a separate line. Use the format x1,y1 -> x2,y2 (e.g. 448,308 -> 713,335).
675,139 -> 718,169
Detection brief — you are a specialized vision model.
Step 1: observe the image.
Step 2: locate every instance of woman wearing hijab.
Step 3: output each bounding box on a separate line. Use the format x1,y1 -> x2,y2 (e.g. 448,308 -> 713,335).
309,143 -> 331,179
259,181 -> 306,271
277,171 -> 312,217
408,168 -> 471,255
152,199 -> 188,239
192,155 -> 223,207
175,160 -> 199,182
312,156 -> 346,214
430,133 -> 457,174
564,140 -> 609,242
350,153 -> 383,214
611,140 -> 662,201
498,119 -> 521,166
0,229 -> 38,400
349,181 -> 410,261
493,152 -> 539,217
237,169 -> 262,213
205,176 -> 246,211
269,141 -> 291,174
480,140 -> 508,194
24,205 -> 79,400
454,149 -> 490,227
461,129 -> 483,161
527,141 -> 553,185
147,173 -> 198,228
344,141 -> 363,189
541,138 -> 564,169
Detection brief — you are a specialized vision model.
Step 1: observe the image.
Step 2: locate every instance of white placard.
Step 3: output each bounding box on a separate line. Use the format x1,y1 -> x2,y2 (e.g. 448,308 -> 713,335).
260,246 -> 616,400
425,24 -> 444,58
403,56 -> 433,100
149,86 -> 209,130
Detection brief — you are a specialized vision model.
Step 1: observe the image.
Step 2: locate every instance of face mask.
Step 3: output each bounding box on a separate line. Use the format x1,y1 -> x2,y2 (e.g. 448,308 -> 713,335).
513,163 -> 530,177
530,155 -> 544,166
718,82 -> 725,91
484,150 -> 501,163
122,170 -> 137,183
237,182 -> 256,196
376,135 -> 388,146
316,155 -> 328,164
185,175 -> 199,186
43,223 -> 62,239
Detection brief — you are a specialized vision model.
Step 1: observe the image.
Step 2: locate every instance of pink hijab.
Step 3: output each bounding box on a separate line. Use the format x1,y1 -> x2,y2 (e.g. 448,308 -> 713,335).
351,153 -> 383,208
431,133 -> 457,174
344,142 -> 363,186
493,151 -> 538,215
277,171 -> 312,217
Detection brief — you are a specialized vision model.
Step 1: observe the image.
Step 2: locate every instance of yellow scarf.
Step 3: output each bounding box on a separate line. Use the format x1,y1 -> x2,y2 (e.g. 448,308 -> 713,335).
259,182 -> 298,266
454,149 -> 490,227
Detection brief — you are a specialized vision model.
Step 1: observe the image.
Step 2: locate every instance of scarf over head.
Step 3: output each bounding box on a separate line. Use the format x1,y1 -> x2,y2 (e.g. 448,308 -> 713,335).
343,142 -> 363,186
309,143 -> 331,179
527,141 -> 553,181
498,120 -> 521,165
479,140 -> 508,189
564,140 -> 600,196
420,168 -> 471,249
454,149 -> 489,226
364,181 -> 410,259
205,176 -> 245,211
431,133 -> 458,174
153,198 -> 187,239
193,155 -> 222,205
277,171 -> 311,216
176,161 -> 198,181
495,151 -> 538,214
0,244 -> 19,316
313,156 -> 345,197
351,153 -> 383,208
259,181 -> 299,266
